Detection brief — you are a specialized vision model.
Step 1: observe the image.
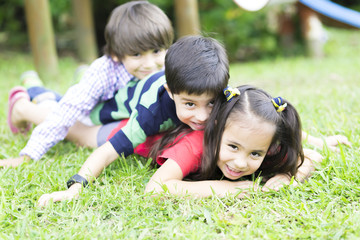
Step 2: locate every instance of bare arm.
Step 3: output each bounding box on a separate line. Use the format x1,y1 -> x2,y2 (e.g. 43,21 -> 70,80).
145,159 -> 256,198
38,141 -> 119,206
302,131 -> 351,151
263,148 -> 323,191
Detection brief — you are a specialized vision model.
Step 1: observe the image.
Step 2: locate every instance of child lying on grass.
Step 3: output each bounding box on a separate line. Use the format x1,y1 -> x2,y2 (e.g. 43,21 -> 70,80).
38,85 -> 330,205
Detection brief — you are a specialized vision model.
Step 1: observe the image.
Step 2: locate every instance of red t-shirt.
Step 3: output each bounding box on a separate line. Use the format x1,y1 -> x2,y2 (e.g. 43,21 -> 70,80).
107,119 -> 203,177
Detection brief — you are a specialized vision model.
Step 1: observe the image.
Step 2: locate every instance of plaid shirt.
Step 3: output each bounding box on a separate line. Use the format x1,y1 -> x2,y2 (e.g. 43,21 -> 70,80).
20,55 -> 133,160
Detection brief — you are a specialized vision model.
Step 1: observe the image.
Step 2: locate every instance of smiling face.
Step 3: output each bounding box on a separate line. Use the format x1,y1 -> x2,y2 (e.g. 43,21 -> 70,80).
120,49 -> 167,80
217,113 -> 276,180
165,86 -> 215,131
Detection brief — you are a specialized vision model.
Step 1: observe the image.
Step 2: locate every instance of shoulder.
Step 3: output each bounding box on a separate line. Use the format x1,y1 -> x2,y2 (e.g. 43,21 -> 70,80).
138,71 -> 167,106
157,130 -> 204,177
143,71 -> 166,87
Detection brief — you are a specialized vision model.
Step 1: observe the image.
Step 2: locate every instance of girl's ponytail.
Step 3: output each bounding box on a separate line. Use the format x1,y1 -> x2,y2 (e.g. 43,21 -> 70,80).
258,98 -> 304,176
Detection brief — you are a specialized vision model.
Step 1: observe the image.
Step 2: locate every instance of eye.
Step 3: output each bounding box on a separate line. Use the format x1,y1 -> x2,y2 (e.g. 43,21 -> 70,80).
132,53 -> 141,57
208,100 -> 215,107
153,49 -> 161,54
185,102 -> 195,107
228,144 -> 238,151
250,151 -> 262,158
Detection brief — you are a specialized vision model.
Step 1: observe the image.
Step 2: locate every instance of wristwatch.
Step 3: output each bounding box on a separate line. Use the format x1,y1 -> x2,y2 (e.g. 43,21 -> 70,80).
67,174 -> 89,188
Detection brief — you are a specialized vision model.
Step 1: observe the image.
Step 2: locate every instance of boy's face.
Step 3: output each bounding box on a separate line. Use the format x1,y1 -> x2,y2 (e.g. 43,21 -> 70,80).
165,85 -> 215,131
121,49 -> 166,80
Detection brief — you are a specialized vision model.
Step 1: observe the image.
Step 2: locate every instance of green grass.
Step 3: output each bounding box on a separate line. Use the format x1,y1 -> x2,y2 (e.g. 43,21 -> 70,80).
1,27 -> 360,239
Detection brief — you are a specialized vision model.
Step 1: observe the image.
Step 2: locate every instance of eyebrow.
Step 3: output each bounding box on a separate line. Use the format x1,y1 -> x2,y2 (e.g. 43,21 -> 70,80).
181,98 -> 196,102
181,97 -> 214,102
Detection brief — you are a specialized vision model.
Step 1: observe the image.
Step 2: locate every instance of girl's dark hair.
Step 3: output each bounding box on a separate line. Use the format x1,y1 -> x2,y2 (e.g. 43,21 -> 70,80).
104,1 -> 174,60
198,85 -> 304,180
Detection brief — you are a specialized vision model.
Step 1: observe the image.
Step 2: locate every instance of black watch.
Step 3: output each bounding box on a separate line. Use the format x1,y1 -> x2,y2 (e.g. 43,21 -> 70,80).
67,174 -> 89,188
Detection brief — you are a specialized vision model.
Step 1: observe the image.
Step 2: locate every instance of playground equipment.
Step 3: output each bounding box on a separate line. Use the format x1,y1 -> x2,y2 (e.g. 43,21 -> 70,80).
234,0 -> 360,28
233,0 -> 360,57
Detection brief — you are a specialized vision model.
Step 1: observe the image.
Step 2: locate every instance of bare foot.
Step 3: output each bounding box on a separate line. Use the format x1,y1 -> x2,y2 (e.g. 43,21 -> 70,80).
10,98 -> 30,132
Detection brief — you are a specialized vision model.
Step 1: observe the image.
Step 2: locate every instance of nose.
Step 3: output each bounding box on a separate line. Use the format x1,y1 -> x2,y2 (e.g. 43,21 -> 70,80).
142,53 -> 157,69
233,156 -> 247,170
196,107 -> 210,122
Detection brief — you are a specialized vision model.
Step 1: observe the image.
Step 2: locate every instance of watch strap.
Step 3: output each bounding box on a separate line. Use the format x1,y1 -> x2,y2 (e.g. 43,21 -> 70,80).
67,174 -> 89,188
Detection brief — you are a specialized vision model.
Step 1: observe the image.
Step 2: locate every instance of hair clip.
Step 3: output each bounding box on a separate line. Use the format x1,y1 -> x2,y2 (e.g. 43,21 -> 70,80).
224,86 -> 240,102
271,97 -> 287,112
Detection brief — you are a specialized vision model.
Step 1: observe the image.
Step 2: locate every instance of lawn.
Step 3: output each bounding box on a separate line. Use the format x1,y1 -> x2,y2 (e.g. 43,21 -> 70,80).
0,28 -> 359,239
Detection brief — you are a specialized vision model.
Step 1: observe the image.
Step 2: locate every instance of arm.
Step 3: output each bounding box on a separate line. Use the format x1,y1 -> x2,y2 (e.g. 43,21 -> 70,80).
302,131 -> 351,151
20,57 -> 129,161
38,141 -> 119,207
262,148 -> 323,191
145,159 -> 256,198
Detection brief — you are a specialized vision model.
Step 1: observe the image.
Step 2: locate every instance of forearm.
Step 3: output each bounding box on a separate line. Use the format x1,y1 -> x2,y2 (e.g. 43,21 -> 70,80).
296,148 -> 323,182
147,179 -> 255,198
302,131 -> 323,148
77,141 -> 119,181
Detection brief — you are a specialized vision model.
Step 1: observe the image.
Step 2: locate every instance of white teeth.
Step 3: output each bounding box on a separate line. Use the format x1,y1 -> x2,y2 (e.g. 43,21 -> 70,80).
228,165 -> 240,173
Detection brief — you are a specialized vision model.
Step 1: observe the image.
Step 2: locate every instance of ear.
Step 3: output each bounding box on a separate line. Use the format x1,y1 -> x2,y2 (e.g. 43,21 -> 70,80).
164,83 -> 174,100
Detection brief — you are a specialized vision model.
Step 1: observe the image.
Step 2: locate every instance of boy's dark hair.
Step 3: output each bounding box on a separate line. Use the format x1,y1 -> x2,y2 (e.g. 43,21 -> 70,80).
165,35 -> 229,97
148,36 -> 229,164
104,1 -> 174,60
199,85 -> 304,180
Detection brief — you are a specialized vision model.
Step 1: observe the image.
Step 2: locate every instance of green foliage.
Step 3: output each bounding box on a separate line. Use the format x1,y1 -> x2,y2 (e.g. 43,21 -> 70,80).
2,0 -> 360,61
199,1 -> 280,61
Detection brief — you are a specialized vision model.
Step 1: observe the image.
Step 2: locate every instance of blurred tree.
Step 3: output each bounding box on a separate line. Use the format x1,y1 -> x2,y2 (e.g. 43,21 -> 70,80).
72,0 -> 98,63
24,0 -> 58,80
174,0 -> 200,36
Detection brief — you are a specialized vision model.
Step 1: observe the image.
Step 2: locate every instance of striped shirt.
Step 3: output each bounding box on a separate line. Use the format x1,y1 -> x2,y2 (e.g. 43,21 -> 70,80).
90,71 -> 180,156
20,55 -> 133,160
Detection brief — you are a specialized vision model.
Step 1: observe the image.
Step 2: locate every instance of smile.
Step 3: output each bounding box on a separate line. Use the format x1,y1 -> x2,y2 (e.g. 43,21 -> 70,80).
226,165 -> 243,177
191,122 -> 205,130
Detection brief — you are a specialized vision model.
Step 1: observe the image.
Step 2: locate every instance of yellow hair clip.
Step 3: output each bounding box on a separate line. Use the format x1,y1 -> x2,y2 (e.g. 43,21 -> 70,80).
271,97 -> 287,112
224,86 -> 240,102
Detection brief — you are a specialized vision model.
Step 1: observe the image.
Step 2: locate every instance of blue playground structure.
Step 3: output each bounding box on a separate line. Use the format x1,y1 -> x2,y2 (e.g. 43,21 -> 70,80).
300,0 -> 360,28
233,0 -> 360,28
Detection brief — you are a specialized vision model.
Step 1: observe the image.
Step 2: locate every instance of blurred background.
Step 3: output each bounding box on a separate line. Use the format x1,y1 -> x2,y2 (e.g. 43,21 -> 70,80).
0,0 -> 359,78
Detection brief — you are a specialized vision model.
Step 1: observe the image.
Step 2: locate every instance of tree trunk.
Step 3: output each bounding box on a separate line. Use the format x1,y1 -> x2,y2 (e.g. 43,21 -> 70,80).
175,0 -> 201,37
24,0 -> 58,80
72,0 -> 98,63
298,3 -> 325,58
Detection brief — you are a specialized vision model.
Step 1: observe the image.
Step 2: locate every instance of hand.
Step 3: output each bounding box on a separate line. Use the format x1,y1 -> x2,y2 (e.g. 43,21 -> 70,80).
262,173 -> 295,192
303,148 -> 323,165
37,183 -> 82,207
0,155 -> 30,168
324,135 -> 351,152
234,180 -> 261,198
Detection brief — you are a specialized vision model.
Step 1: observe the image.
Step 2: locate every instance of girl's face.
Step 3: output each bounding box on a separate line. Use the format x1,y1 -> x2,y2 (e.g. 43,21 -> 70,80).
217,114 -> 276,180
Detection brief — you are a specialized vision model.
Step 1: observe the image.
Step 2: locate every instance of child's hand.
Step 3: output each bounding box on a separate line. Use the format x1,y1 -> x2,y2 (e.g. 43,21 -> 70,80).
0,156 -> 30,168
324,135 -> 351,152
303,132 -> 351,152
234,180 -> 260,198
37,183 -> 82,207
262,173 -> 295,192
